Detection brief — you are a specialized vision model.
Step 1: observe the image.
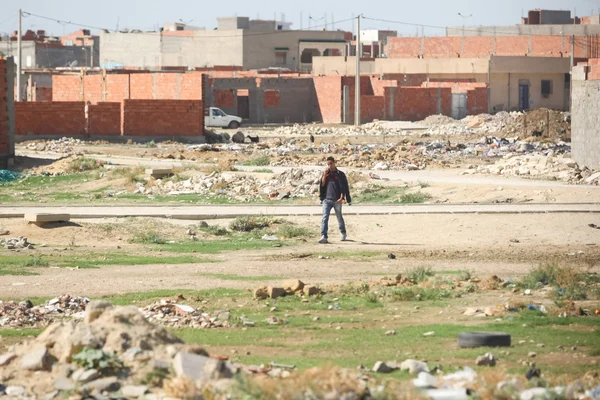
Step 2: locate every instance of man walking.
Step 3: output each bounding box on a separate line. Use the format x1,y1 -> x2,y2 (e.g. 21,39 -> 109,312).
319,157 -> 351,244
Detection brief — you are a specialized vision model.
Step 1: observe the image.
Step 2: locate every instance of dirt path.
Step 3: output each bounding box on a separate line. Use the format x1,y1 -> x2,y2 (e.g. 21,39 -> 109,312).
1,213 -> 598,299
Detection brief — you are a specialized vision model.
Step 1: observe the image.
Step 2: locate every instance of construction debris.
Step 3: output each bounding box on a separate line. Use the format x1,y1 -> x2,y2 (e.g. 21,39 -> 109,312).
0,236 -> 34,250
141,299 -> 233,329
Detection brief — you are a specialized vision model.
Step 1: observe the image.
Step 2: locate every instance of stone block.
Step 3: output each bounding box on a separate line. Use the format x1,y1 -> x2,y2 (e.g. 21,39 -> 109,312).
24,213 -> 70,225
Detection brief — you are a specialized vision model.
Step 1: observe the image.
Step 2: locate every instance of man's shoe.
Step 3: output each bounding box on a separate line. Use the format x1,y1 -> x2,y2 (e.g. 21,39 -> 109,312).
341,233 -> 347,241
318,236 -> 328,244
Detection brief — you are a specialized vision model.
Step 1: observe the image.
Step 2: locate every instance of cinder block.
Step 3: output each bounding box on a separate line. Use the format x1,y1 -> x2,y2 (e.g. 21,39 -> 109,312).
25,213 -> 71,224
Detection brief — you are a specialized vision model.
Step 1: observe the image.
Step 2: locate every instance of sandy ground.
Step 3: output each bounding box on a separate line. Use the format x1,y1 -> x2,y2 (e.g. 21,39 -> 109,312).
1,213 -> 598,298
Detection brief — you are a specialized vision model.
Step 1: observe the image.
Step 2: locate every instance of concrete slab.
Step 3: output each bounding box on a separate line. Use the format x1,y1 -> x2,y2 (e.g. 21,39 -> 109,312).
24,213 -> 70,224
145,168 -> 173,179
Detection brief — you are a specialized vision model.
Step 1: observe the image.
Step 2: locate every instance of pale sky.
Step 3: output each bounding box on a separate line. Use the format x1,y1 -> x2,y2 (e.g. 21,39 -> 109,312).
2,0 -> 599,37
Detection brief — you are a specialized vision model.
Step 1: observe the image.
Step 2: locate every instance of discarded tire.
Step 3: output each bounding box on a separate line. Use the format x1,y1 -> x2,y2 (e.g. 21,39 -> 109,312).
458,332 -> 511,348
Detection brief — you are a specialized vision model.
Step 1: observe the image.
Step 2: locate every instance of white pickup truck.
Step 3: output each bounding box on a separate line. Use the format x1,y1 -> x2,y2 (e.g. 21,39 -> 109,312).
205,107 -> 243,129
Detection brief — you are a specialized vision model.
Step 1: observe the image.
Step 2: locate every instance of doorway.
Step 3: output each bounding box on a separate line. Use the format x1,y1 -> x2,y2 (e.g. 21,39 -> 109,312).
518,83 -> 530,111
451,93 -> 467,120
237,93 -> 250,120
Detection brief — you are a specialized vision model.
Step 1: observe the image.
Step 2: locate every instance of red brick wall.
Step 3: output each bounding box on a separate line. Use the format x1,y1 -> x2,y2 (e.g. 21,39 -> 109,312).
83,74 -> 103,104
387,37 -> 422,58
88,103 -> 121,136
495,36 -> 529,56
130,74 -> 154,99
213,89 -> 235,108
35,87 -> 53,102
264,90 -> 280,108
313,76 -> 342,123
387,35 -> 591,58
105,75 -> 130,102
361,95 -> 385,122
15,102 -> 85,135
467,87 -> 488,115
52,75 -> 81,101
154,74 -> 180,100
180,73 -> 203,100
382,74 -> 429,86
122,100 -> 203,136
385,87 -> 451,121
462,36 -> 493,58
0,58 -> 9,156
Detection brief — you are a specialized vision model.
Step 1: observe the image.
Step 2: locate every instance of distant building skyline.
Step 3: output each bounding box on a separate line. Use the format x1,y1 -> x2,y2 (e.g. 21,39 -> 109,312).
2,0 -> 596,38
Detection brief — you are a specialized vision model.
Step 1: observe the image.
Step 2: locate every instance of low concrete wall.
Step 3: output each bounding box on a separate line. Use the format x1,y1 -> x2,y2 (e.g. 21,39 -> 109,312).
572,76 -> 600,169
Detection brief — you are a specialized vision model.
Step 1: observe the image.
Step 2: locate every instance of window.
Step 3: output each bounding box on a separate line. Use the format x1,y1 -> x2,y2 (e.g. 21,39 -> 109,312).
541,80 -> 553,98
275,51 -> 287,65
212,109 -> 225,117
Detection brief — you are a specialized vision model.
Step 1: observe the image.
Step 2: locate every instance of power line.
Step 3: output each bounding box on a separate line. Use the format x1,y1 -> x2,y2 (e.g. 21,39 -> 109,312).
22,11 -> 111,32
21,10 -> 355,39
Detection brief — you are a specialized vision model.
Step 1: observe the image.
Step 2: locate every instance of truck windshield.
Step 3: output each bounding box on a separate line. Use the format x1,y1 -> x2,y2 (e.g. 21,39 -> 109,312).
213,109 -> 226,117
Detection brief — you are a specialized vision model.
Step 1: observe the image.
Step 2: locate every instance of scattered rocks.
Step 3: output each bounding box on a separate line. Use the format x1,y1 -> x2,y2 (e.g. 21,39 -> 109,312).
19,347 -> 50,371
283,279 -> 305,293
142,299 -> 232,329
475,352 -> 497,367
528,352 -> 537,358
372,361 -> 396,373
267,286 -> 286,299
400,359 -> 429,374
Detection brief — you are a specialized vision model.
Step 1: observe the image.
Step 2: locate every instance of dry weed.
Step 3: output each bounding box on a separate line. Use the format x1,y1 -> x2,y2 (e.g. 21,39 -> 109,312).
164,376 -> 199,399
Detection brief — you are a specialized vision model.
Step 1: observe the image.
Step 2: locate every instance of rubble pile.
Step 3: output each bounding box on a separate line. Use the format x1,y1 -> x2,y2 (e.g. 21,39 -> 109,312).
142,299 -> 233,329
505,108 -> 571,139
136,169 -> 325,200
44,295 -> 91,317
0,236 -> 33,250
0,301 -> 45,328
273,121 -> 417,136
23,137 -> 84,154
467,154 -> 600,184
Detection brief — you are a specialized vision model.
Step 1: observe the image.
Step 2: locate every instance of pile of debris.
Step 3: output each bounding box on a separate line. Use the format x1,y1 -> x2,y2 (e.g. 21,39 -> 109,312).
0,300 -> 46,328
137,169 -> 326,201
467,154 -> 600,184
0,296 -> 91,328
273,121 -> 421,137
142,299 -> 233,329
504,108 -> 571,139
0,236 -> 33,250
23,137 -> 84,154
253,280 -> 322,300
43,295 -> 90,317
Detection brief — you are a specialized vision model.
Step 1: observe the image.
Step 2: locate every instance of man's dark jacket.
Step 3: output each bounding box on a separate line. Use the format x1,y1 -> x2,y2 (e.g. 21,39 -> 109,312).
319,170 -> 352,204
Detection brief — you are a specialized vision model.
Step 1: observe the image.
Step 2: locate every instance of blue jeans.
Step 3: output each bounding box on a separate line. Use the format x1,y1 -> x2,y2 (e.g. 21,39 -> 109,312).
321,199 -> 346,239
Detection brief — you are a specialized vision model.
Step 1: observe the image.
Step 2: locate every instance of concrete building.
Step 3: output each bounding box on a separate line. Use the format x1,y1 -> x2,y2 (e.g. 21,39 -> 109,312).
571,61 -> 600,170
447,8 -> 600,36
100,16 -> 347,71
0,30 -> 96,71
313,56 -> 571,113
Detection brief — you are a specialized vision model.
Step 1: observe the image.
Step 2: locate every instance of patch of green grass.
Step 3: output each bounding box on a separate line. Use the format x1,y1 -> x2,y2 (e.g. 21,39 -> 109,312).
396,192 -> 432,204
129,231 -> 168,244
406,266 -> 435,283
383,286 -> 456,301
0,328 -> 43,337
58,254 -> 215,268
21,256 -> 49,267
243,155 -> 271,166
197,273 -> 278,281
151,239 -> 281,254
69,157 -> 103,172
145,140 -> 157,148
252,168 -> 274,173
417,181 -> 430,188
277,224 -> 312,239
99,288 -> 245,306
0,267 -> 39,276
230,215 -> 280,232
200,225 -> 229,237
520,264 -> 597,300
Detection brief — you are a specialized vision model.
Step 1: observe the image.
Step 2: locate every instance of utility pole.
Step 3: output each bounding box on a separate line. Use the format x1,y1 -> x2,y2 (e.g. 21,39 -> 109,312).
354,14 -> 361,126
17,9 -> 22,102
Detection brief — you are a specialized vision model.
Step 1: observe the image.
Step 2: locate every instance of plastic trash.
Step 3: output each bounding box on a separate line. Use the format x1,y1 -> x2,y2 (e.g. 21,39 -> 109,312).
261,234 -> 279,241
0,170 -> 19,184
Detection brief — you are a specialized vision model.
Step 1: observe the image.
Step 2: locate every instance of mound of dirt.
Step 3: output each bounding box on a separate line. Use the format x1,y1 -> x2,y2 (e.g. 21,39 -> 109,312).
503,108 -> 571,140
